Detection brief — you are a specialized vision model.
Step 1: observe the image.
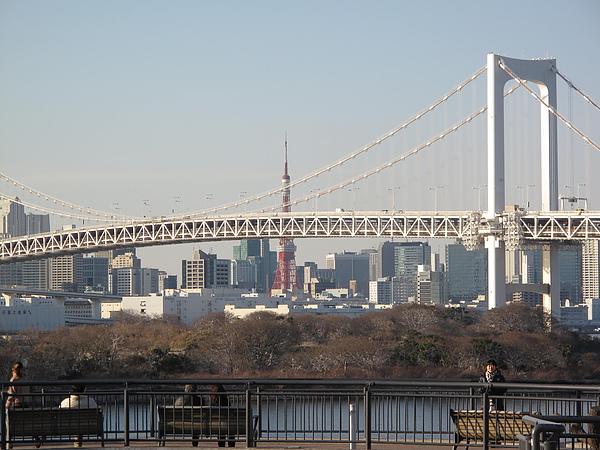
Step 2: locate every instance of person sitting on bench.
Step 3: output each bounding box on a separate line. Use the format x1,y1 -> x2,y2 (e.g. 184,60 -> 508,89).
60,384 -> 97,408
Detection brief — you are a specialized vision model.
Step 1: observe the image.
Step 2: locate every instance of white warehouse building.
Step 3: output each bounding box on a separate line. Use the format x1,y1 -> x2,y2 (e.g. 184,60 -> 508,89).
0,296 -> 64,332
120,289 -> 278,325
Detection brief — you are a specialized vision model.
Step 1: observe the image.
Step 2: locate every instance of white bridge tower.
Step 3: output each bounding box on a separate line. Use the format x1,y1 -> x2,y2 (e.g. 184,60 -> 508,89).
486,53 -> 559,317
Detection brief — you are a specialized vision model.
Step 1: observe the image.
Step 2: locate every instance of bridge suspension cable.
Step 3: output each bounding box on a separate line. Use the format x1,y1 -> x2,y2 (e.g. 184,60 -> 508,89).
0,192 -> 133,223
554,67 -> 600,113
499,59 -> 600,153
173,66 -> 488,218
252,84 -> 521,213
0,172 -> 135,221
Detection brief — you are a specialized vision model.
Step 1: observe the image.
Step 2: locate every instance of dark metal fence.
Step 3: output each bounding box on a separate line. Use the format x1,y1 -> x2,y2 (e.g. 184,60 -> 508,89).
1,379 -> 599,449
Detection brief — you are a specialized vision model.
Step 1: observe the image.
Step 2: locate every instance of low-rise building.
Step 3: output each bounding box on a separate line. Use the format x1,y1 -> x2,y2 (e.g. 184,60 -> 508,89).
0,296 -> 64,331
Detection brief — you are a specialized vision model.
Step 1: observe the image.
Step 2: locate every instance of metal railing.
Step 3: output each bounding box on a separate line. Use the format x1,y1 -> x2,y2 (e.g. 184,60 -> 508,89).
1,379 -> 599,449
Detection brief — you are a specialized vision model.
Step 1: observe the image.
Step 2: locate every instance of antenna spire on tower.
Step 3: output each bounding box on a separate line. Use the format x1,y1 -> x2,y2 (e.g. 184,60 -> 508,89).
270,133 -> 301,295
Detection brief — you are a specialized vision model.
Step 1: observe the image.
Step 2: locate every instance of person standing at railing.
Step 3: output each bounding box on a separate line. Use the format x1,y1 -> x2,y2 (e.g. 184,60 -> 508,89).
6,361 -> 30,409
479,359 -> 507,411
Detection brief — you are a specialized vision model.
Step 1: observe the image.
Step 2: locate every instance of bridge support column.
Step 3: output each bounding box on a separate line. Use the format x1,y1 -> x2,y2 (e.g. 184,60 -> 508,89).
90,299 -> 102,319
542,247 -> 561,324
485,236 -> 506,309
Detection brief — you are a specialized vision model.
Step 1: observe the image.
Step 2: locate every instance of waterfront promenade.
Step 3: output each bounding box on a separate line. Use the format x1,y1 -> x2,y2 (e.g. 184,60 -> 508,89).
2,379 -> 598,450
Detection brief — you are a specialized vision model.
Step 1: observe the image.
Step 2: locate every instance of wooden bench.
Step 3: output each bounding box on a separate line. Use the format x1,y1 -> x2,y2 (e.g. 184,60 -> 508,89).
157,405 -> 248,446
449,409 -> 534,450
6,407 -> 104,447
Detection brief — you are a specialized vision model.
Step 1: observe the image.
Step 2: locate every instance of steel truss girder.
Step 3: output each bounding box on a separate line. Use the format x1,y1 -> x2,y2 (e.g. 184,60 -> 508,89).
1,211 -> 600,263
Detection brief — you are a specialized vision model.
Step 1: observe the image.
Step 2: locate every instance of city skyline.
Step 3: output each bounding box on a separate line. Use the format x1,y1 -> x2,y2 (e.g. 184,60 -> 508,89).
1,1 -> 599,274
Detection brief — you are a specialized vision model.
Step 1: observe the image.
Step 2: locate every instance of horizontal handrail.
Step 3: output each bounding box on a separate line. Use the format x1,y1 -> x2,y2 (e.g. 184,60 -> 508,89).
3,377 -> 600,390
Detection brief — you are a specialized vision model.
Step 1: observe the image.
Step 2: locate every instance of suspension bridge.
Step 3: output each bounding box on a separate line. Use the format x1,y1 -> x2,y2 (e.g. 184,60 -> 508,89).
1,53 -> 599,316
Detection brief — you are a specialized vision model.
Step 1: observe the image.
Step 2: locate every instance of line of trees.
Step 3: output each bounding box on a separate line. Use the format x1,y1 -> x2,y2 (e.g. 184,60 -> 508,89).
2,303 -> 599,381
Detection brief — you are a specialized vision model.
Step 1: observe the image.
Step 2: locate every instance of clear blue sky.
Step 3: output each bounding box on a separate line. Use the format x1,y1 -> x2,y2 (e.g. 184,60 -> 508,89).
1,1 -> 599,275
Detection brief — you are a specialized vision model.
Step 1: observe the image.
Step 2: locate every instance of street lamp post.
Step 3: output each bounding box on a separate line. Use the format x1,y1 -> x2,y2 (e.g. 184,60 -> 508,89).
142,200 -> 150,218
526,184 -> 535,209
472,185 -> 486,211
310,189 -> 320,212
429,186 -> 443,212
388,187 -> 400,212
577,183 -> 587,210
171,196 -> 181,215
516,186 -> 525,208
348,188 -> 359,211
111,203 -> 120,224
239,192 -> 247,213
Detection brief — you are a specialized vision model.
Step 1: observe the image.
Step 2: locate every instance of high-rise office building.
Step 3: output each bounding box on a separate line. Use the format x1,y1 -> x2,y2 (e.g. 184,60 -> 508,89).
22,260 -> 49,290
26,213 -> 50,235
182,250 -> 230,289
376,241 -> 401,279
582,240 -> 600,301
83,256 -> 110,292
49,254 -> 84,292
141,268 -> 159,295
446,243 -> 487,303
0,197 -> 26,238
0,198 -> 27,287
509,249 -> 581,305
231,259 -> 257,290
417,265 -> 446,305
112,252 -> 141,269
325,251 -> 370,294
369,277 -> 401,304
110,266 -> 159,296
393,242 -> 431,302
97,248 -> 137,261
302,262 -> 336,297
232,239 -> 275,292
2,210 -> 52,289
560,249 -> 582,304
112,267 -> 142,296
158,271 -> 177,292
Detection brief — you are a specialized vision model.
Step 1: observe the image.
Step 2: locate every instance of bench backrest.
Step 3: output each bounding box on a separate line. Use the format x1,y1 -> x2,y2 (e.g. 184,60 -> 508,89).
157,406 -> 247,436
450,409 -> 532,441
7,407 -> 103,438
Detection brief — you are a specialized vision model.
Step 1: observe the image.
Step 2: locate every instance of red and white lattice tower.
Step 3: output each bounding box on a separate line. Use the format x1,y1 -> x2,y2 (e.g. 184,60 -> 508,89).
270,137 -> 301,294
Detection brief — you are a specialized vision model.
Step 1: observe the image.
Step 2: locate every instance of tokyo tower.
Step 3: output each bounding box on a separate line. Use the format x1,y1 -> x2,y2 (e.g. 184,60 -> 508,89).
270,137 -> 301,294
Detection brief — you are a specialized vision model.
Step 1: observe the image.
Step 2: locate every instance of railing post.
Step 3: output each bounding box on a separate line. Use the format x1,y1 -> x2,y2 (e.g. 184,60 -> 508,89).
364,383 -> 372,450
149,389 -> 156,437
245,383 -> 253,448
123,387 -> 130,447
349,404 -> 357,450
482,391 -> 489,450
255,385 -> 262,443
1,390 -> 7,450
